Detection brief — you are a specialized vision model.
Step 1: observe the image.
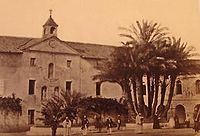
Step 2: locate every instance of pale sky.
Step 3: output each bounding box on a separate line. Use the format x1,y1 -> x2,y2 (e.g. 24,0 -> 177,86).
0,0 -> 200,52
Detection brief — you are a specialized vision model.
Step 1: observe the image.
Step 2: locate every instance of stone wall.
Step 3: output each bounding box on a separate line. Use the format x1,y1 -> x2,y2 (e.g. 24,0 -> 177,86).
0,111 -> 28,132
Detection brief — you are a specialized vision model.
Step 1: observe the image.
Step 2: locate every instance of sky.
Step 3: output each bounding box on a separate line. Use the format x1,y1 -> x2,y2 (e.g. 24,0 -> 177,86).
0,0 -> 200,53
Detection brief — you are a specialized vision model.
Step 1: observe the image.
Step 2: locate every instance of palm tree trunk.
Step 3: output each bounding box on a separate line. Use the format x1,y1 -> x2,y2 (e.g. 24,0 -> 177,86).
131,77 -> 138,112
152,75 -> 160,116
150,78 -> 155,109
136,75 -> 144,114
147,74 -> 152,117
160,75 -> 167,106
163,75 -> 176,117
121,80 -> 136,121
51,126 -> 57,136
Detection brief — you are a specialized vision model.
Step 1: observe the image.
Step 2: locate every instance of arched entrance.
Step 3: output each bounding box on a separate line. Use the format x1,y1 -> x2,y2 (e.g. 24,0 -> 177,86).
175,105 -> 186,124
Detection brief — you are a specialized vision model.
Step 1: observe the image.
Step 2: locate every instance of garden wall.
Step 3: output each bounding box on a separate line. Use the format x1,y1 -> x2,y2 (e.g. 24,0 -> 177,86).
0,111 -> 28,132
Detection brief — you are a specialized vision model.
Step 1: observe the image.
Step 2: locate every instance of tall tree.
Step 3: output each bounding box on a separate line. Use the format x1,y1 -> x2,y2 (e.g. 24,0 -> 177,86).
120,20 -> 168,115
161,37 -> 200,116
95,20 -> 200,121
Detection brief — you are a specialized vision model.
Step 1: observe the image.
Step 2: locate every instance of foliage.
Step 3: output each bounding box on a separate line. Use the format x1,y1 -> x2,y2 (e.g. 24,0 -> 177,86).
39,91 -> 83,126
78,97 -> 128,116
60,91 -> 83,119
38,90 -> 83,136
39,95 -> 64,126
0,93 -> 22,114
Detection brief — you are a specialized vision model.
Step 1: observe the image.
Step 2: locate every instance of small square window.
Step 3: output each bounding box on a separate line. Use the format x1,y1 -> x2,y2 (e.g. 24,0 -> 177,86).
30,58 -> 36,66
67,60 -> 72,68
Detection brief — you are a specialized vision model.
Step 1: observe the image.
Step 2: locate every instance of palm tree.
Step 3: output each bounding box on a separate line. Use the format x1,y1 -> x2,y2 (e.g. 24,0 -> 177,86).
38,90 -> 83,136
39,96 -> 64,136
161,37 -> 200,116
120,20 -> 168,115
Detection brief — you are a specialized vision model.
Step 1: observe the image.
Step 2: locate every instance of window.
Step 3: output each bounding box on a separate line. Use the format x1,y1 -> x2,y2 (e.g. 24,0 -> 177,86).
50,27 -> 55,34
0,79 -> 4,95
43,28 -> 46,35
67,60 -> 72,68
54,86 -> 59,96
30,58 -> 36,66
96,61 -> 99,66
196,80 -> 200,94
48,63 -> 54,78
96,82 -> 101,96
176,80 -> 182,95
66,81 -> 72,93
28,109 -> 35,125
29,80 -> 35,95
41,86 -> 47,100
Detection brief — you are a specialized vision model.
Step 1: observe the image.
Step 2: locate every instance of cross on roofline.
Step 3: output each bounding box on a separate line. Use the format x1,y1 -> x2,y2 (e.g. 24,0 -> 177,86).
49,9 -> 52,17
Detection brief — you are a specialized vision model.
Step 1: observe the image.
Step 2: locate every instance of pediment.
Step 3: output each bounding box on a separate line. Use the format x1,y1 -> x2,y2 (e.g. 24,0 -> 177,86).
26,37 -> 79,55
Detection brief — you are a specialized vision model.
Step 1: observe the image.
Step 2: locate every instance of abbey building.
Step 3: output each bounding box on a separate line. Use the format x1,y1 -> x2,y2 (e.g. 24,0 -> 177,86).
0,13 -> 200,128
0,14 -> 122,126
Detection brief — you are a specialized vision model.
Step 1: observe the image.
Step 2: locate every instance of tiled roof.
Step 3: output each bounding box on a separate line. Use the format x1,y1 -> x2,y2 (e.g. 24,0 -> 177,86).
0,36 -> 116,59
64,41 -> 116,59
43,16 -> 58,27
0,36 -> 34,53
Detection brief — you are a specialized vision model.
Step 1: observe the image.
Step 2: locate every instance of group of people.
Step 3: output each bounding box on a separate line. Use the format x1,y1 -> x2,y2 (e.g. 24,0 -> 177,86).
61,112 -> 200,135
62,115 -> 121,136
105,116 -> 122,135
135,113 -> 161,134
62,115 -> 89,136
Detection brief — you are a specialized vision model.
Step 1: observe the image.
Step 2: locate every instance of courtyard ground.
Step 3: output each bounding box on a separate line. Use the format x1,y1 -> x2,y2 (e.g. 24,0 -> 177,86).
0,128 -> 199,136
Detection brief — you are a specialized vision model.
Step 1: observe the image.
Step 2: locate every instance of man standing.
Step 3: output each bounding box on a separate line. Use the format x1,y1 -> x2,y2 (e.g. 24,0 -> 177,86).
194,108 -> 200,132
63,116 -> 72,136
153,114 -> 160,129
106,117 -> 112,135
136,113 -> 144,134
185,114 -> 190,128
81,115 -> 89,135
117,115 -> 121,130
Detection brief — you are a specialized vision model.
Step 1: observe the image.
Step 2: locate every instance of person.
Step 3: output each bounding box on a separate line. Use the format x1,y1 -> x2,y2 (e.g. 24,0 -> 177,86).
117,115 -> 121,130
81,115 -> 89,135
63,116 -> 72,136
194,108 -> 200,132
153,114 -> 161,129
106,117 -> 112,135
168,116 -> 175,128
174,115 -> 180,128
136,113 -> 144,134
185,114 -> 190,128
51,115 -> 58,136
95,115 -> 102,132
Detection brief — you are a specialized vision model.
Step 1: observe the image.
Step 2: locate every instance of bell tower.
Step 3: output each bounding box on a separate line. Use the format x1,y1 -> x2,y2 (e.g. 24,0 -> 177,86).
43,9 -> 58,38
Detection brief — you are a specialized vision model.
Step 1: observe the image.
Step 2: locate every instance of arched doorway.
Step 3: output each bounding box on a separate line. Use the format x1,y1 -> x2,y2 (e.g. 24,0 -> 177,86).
175,105 -> 186,124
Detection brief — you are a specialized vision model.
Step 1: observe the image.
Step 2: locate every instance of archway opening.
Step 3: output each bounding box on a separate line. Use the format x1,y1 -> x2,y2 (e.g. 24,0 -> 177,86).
175,105 -> 186,124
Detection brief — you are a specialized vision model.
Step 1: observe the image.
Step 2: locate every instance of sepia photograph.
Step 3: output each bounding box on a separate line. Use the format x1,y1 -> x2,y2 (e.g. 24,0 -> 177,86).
0,0 -> 200,136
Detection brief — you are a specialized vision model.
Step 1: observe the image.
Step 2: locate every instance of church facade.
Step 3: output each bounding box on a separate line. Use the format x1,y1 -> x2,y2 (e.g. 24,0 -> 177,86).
0,14 -> 122,126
